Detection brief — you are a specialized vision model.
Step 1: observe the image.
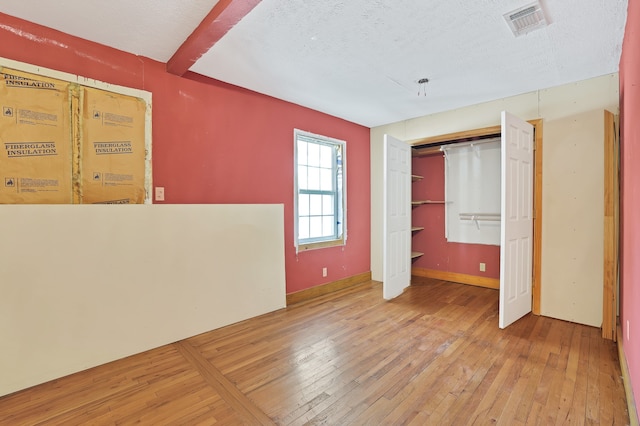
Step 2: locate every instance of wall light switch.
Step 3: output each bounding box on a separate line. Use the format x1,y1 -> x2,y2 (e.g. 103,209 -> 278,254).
479,262 -> 486,272
155,187 -> 165,201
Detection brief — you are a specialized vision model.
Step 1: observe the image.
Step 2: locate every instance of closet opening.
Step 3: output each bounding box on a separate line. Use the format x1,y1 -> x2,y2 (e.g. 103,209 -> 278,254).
408,121 -> 543,316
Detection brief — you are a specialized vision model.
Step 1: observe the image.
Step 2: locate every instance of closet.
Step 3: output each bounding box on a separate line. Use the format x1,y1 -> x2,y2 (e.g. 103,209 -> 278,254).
410,136 -> 501,289
383,112 -> 539,329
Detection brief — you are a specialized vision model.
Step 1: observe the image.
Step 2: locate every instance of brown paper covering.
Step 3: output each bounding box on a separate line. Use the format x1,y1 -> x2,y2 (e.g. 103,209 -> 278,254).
79,87 -> 146,204
0,68 -> 73,203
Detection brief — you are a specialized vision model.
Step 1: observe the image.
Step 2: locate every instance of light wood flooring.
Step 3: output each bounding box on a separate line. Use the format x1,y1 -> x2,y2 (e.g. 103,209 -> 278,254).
0,278 -> 629,425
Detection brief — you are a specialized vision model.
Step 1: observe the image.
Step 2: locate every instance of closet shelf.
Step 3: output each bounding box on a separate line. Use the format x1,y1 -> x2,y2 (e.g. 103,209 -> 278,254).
412,200 -> 446,206
411,251 -> 424,259
412,146 -> 442,157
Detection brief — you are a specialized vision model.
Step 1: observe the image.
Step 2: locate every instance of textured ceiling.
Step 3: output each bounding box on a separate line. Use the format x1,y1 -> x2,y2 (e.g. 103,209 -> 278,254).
0,0 -> 221,62
0,0 -> 628,127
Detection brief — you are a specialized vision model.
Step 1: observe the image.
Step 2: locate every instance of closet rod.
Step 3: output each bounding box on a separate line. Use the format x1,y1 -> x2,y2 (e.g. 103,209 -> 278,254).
459,212 -> 501,230
459,212 -> 501,221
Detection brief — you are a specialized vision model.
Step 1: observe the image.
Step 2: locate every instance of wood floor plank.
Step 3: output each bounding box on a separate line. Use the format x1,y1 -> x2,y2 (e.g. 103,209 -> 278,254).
0,279 -> 628,425
173,340 -> 275,425
599,332 -> 619,424
586,327 -> 602,423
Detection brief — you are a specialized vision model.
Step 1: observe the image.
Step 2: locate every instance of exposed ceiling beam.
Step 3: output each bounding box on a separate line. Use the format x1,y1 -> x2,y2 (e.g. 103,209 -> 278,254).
167,0 -> 261,76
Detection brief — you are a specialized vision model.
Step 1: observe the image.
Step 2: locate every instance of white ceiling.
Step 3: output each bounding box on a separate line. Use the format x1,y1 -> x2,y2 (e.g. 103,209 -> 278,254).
0,0 -> 628,127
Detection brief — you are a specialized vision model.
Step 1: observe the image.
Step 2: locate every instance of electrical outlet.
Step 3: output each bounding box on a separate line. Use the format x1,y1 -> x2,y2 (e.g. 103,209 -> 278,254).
322,267 -> 327,277
479,262 -> 486,272
155,187 -> 165,201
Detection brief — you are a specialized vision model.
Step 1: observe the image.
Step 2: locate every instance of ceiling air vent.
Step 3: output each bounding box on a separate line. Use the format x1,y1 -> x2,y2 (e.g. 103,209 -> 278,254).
504,1 -> 548,37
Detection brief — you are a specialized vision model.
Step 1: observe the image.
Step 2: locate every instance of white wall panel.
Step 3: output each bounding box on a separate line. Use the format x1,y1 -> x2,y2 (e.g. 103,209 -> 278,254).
0,204 -> 286,397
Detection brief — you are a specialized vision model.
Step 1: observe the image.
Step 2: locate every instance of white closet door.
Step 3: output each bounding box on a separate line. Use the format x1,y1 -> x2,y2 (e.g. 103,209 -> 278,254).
499,111 -> 534,328
383,134 -> 411,300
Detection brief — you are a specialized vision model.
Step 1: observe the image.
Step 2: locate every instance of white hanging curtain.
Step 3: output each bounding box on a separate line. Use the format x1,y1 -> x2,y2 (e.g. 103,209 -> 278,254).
443,138 -> 501,246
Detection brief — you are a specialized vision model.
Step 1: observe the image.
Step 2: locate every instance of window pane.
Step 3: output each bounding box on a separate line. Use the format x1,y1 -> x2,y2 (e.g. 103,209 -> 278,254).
320,168 -> 333,191
308,166 -> 320,190
309,194 -> 322,215
309,216 -> 322,238
322,216 -> 335,237
298,165 -> 308,190
322,194 -> 334,215
297,140 -> 308,165
319,144 -> 333,168
299,217 -> 310,239
298,194 -> 310,216
307,142 -> 320,167
295,131 -> 345,246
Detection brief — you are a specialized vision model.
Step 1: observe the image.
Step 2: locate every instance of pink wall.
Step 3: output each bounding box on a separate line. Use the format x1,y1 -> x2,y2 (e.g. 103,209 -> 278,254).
411,154 -> 500,279
620,0 -> 640,417
0,13 -> 371,294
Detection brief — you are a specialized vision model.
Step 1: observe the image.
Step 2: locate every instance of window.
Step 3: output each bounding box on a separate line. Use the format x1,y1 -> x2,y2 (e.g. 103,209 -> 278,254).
294,129 -> 346,251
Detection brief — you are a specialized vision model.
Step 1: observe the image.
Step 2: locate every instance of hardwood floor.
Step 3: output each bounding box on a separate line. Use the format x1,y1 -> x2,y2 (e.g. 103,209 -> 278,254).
0,278 -> 629,425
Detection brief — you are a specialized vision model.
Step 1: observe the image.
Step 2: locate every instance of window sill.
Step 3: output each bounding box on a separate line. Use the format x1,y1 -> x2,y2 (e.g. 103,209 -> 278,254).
298,238 -> 345,252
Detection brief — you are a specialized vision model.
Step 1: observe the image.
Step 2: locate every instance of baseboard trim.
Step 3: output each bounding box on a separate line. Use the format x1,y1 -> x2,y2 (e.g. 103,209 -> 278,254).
412,267 -> 500,290
286,272 -> 372,306
618,323 -> 639,425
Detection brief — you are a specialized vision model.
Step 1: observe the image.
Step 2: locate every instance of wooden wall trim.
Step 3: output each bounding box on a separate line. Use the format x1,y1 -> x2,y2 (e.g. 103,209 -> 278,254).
286,272 -> 372,306
603,110 -> 618,341
412,267 -> 500,290
531,119 -> 543,315
618,324 -> 639,425
408,125 -> 502,146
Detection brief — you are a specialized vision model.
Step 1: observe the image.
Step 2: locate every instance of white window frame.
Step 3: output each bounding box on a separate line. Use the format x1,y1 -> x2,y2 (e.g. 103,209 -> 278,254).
294,129 -> 347,252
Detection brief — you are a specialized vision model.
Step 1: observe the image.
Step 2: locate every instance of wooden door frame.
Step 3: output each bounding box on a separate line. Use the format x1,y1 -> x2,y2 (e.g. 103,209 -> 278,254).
603,110 -> 618,340
409,119 -> 543,315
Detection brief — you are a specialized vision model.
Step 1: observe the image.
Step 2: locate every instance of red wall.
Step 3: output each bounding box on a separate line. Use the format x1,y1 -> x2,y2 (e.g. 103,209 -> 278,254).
0,13 -> 371,294
411,154 -> 500,279
620,0 -> 640,417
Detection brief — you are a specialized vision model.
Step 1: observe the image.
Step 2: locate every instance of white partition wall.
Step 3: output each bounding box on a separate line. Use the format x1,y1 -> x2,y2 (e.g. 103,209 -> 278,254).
0,204 -> 286,397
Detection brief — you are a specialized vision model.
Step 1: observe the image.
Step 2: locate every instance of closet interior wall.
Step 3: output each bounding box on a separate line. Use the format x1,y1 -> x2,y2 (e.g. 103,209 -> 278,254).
411,143 -> 500,285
